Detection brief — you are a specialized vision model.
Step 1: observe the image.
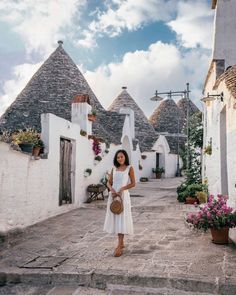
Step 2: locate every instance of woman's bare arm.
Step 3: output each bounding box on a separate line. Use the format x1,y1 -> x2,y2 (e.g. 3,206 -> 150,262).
107,169 -> 117,197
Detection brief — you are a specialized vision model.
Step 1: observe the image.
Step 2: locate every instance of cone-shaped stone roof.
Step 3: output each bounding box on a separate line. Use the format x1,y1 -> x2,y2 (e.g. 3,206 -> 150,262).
149,98 -> 185,134
0,42 -> 103,132
108,88 -> 158,152
177,98 -> 200,120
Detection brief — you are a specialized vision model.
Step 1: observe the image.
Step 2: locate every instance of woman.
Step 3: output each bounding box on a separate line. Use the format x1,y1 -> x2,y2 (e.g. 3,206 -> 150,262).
103,149 -> 135,257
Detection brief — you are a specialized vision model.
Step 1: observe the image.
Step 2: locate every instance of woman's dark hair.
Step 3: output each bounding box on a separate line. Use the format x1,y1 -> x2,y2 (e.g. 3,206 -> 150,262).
113,149 -> 130,167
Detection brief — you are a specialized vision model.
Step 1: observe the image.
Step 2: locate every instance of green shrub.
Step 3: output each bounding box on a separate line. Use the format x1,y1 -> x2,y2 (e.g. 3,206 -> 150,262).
185,183 -> 208,198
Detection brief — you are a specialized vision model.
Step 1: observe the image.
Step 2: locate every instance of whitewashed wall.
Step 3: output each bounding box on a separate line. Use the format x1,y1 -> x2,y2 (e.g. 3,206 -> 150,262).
203,69 -> 236,242
213,0 -> 236,68
0,110 -> 143,233
139,135 -> 178,179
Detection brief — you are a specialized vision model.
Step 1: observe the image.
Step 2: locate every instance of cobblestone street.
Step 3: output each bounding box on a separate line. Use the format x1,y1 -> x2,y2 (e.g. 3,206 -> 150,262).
0,178 -> 236,294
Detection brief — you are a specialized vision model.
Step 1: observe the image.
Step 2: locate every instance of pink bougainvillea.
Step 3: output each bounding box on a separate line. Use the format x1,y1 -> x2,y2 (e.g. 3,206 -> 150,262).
92,139 -> 101,155
186,194 -> 236,231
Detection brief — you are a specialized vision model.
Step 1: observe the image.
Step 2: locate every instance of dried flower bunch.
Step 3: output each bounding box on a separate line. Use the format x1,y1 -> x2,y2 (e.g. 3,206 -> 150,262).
186,194 -> 236,231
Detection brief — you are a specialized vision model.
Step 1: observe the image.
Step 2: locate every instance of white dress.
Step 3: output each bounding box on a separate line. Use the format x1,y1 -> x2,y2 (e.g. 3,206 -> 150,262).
103,165 -> 134,235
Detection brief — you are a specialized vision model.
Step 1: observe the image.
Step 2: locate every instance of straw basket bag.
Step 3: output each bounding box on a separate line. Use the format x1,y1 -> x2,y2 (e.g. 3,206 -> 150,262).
110,195 -> 123,215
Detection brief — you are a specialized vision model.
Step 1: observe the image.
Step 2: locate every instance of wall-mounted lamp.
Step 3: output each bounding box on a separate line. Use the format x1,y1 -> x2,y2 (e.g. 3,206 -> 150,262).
201,92 -> 224,103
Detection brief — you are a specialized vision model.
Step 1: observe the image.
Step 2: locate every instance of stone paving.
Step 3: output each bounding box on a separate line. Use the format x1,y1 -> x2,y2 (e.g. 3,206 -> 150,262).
0,178 -> 236,295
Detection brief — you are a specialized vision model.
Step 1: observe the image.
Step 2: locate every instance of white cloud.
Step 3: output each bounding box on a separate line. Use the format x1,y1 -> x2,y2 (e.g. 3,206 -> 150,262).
168,0 -> 214,49
76,30 -> 97,49
0,62 -> 42,115
77,0 -> 175,48
83,41 -> 210,117
0,0 -> 87,57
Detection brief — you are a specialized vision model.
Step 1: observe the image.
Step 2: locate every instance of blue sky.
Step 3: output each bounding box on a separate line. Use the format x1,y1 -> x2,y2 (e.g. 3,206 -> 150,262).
0,0 -> 214,117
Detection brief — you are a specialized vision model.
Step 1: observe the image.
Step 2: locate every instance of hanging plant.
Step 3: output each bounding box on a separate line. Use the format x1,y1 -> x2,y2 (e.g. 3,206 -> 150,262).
94,155 -> 102,161
204,144 -> 212,155
80,129 -> 87,136
84,168 -> 92,177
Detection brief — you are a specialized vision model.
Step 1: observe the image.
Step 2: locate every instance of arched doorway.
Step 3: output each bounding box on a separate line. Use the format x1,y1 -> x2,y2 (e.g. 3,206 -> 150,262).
155,145 -> 165,171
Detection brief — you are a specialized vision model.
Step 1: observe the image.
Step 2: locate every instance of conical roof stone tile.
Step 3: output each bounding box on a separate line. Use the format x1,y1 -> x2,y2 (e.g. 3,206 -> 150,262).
0,44 -> 103,132
109,89 -> 158,152
149,98 -> 185,134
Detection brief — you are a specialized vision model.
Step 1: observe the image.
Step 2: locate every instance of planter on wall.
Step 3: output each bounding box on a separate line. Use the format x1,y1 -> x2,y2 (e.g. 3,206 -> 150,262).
88,114 -> 96,122
19,143 -> 34,153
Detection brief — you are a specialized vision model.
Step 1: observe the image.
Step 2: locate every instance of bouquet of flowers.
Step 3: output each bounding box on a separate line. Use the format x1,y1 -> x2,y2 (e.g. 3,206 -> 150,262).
186,194 -> 236,231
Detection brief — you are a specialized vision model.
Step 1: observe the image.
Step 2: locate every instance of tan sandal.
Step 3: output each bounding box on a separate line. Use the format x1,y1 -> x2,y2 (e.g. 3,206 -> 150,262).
114,246 -> 123,257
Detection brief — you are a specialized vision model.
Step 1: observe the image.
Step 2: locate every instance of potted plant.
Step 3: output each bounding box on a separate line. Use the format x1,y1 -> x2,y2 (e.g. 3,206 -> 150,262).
177,182 -> 188,203
196,191 -> 208,204
204,141 -> 212,155
33,138 -> 44,157
186,194 -> 236,244
152,167 -> 165,179
12,128 -> 39,153
88,109 -> 97,122
94,155 -> 102,165
141,154 -> 147,160
80,129 -> 87,136
185,183 -> 207,204
84,168 -> 92,177
140,177 -> 148,182
105,149 -> 109,154
139,164 -> 143,170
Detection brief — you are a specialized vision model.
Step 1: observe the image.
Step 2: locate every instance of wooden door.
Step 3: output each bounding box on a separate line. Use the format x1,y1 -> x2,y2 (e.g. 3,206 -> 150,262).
156,153 -> 160,169
59,138 -> 72,206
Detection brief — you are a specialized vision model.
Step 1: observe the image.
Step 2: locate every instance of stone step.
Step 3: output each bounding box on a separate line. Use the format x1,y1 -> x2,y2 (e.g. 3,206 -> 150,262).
0,283 -> 216,295
107,284 -> 215,295
1,270 -> 234,295
0,284 -> 107,294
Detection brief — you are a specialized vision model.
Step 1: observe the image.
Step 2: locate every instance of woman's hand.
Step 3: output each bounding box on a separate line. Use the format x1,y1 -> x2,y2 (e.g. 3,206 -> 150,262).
111,188 -> 118,199
117,187 -> 125,196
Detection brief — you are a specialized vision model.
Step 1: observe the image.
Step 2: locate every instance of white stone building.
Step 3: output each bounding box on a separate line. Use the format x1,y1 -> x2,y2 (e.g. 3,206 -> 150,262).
202,0 -> 236,241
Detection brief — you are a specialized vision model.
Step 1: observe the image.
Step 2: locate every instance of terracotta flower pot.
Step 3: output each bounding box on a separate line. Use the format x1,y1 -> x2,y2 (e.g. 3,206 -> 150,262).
185,197 -> 198,205
156,173 -> 162,179
88,114 -> 96,122
32,146 -> 41,157
210,227 -> 229,244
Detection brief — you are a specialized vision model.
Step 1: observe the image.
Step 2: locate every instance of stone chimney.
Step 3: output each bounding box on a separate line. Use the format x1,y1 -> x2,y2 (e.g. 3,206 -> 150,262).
71,94 -> 92,135
119,107 -> 135,139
